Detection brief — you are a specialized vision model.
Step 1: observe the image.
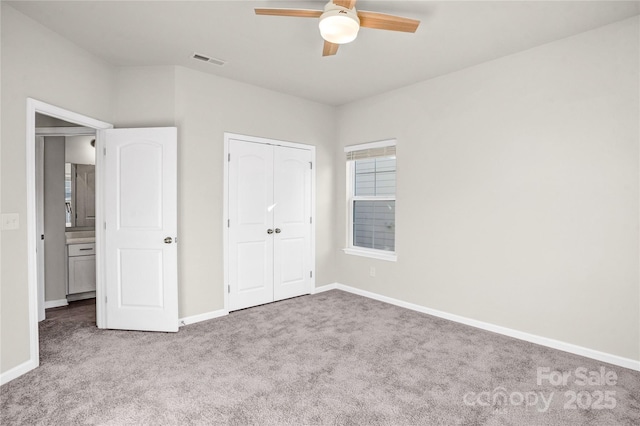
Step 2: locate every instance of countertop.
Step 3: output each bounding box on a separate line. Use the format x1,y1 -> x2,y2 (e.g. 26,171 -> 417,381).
66,231 -> 96,245
66,237 -> 96,245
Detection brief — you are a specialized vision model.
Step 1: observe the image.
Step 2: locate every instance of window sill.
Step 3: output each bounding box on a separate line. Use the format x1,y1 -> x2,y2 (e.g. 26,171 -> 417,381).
343,247 -> 397,262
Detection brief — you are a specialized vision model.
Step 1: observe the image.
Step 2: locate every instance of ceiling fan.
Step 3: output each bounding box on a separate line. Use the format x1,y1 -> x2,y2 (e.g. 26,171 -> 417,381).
255,0 -> 420,56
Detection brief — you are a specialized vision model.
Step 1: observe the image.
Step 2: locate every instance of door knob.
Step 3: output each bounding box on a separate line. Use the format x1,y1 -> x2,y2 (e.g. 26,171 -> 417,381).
267,229 -> 274,234
275,228 -> 281,234
164,237 -> 173,244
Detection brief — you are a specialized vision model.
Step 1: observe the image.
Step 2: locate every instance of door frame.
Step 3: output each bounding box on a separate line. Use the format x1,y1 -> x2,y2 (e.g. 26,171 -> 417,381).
222,133 -> 316,312
36,135 -> 45,321
25,98 -> 113,373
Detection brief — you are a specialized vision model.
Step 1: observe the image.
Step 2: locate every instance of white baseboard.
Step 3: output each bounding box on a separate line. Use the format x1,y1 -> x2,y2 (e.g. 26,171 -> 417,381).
44,299 -> 68,309
66,292 -> 95,302
313,283 -> 338,294
325,282 -> 640,372
0,359 -> 38,386
179,309 -> 228,327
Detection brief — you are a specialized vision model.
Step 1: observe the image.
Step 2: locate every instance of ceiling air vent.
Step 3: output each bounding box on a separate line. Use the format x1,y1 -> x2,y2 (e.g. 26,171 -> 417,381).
192,52 -> 226,66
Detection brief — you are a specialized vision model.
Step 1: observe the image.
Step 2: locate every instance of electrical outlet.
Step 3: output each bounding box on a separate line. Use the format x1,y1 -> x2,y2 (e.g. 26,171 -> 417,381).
1,213 -> 19,230
369,266 -> 376,277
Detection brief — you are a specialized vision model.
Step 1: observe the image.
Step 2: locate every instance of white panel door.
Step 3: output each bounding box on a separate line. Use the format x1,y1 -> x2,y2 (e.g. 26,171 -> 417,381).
273,146 -> 312,301
103,127 -> 178,332
228,139 -> 274,311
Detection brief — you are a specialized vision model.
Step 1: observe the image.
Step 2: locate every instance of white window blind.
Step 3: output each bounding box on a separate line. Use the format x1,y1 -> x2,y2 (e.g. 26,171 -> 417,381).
345,145 -> 396,161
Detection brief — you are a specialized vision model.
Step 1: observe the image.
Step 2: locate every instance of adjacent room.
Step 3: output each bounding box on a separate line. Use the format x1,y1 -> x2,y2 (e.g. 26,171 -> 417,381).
1,1 -> 639,424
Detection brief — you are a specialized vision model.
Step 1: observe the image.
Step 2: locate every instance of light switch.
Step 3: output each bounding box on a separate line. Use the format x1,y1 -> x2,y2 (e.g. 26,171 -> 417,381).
1,213 -> 20,230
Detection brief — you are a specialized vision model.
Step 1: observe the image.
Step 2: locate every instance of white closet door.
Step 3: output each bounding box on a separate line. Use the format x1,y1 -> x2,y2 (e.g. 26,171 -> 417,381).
228,140 -> 274,311
103,127 -> 178,332
273,146 -> 312,301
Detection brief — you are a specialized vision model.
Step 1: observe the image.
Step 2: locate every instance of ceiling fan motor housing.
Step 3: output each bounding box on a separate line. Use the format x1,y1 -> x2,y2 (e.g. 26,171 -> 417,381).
319,3 -> 360,44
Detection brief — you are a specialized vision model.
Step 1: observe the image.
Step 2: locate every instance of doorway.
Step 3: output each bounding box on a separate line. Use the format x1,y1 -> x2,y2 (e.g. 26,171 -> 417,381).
26,99 -> 113,372
36,124 -> 98,321
223,133 -> 316,312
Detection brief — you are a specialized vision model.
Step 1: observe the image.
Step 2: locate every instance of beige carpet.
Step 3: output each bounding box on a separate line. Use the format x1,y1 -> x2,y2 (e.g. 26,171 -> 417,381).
1,290 -> 639,425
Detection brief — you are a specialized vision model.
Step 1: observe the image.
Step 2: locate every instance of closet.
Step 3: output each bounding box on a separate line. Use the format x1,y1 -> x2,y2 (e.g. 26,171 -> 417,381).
226,135 -> 314,311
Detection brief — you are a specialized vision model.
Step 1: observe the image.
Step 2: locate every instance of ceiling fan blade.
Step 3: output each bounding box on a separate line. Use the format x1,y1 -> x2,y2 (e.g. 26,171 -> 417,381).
357,10 -> 420,33
323,41 -> 339,57
255,8 -> 323,18
334,0 -> 357,9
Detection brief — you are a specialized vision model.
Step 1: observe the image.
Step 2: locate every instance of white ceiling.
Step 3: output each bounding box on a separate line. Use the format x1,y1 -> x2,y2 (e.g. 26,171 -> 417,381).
8,1 -> 640,105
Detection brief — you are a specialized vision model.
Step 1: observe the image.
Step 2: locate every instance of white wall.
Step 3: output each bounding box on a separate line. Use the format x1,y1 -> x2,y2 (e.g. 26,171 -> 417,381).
0,3 -> 115,373
113,66 -> 176,128
174,66 -> 337,317
65,136 -> 96,165
36,114 -> 81,128
335,17 -> 640,362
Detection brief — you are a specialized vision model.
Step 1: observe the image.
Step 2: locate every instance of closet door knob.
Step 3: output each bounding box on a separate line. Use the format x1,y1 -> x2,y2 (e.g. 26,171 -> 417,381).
275,228 -> 281,234
164,237 -> 173,244
267,229 -> 274,234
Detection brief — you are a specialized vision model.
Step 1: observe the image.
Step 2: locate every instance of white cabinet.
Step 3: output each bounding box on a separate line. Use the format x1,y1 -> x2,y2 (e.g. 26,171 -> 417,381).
68,243 -> 96,294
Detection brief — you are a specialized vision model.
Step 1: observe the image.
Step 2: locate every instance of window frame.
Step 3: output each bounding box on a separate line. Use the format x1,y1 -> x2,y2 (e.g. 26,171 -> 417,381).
343,140 -> 397,262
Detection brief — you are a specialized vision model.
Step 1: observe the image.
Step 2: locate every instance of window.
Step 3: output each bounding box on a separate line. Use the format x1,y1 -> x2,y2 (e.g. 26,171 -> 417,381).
344,140 -> 397,261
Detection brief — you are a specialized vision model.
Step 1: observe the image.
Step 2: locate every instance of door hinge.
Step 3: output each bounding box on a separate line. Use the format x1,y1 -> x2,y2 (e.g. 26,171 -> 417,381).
310,217 -> 312,224
104,222 -> 106,230
103,147 -> 106,156
105,296 -> 107,304
227,219 -> 230,228
228,284 -> 230,293
310,271 -> 313,278
309,161 -> 313,169
228,153 -> 231,162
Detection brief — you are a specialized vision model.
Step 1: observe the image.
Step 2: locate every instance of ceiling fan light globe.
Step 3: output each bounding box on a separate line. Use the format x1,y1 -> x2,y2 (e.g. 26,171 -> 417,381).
319,11 -> 360,44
